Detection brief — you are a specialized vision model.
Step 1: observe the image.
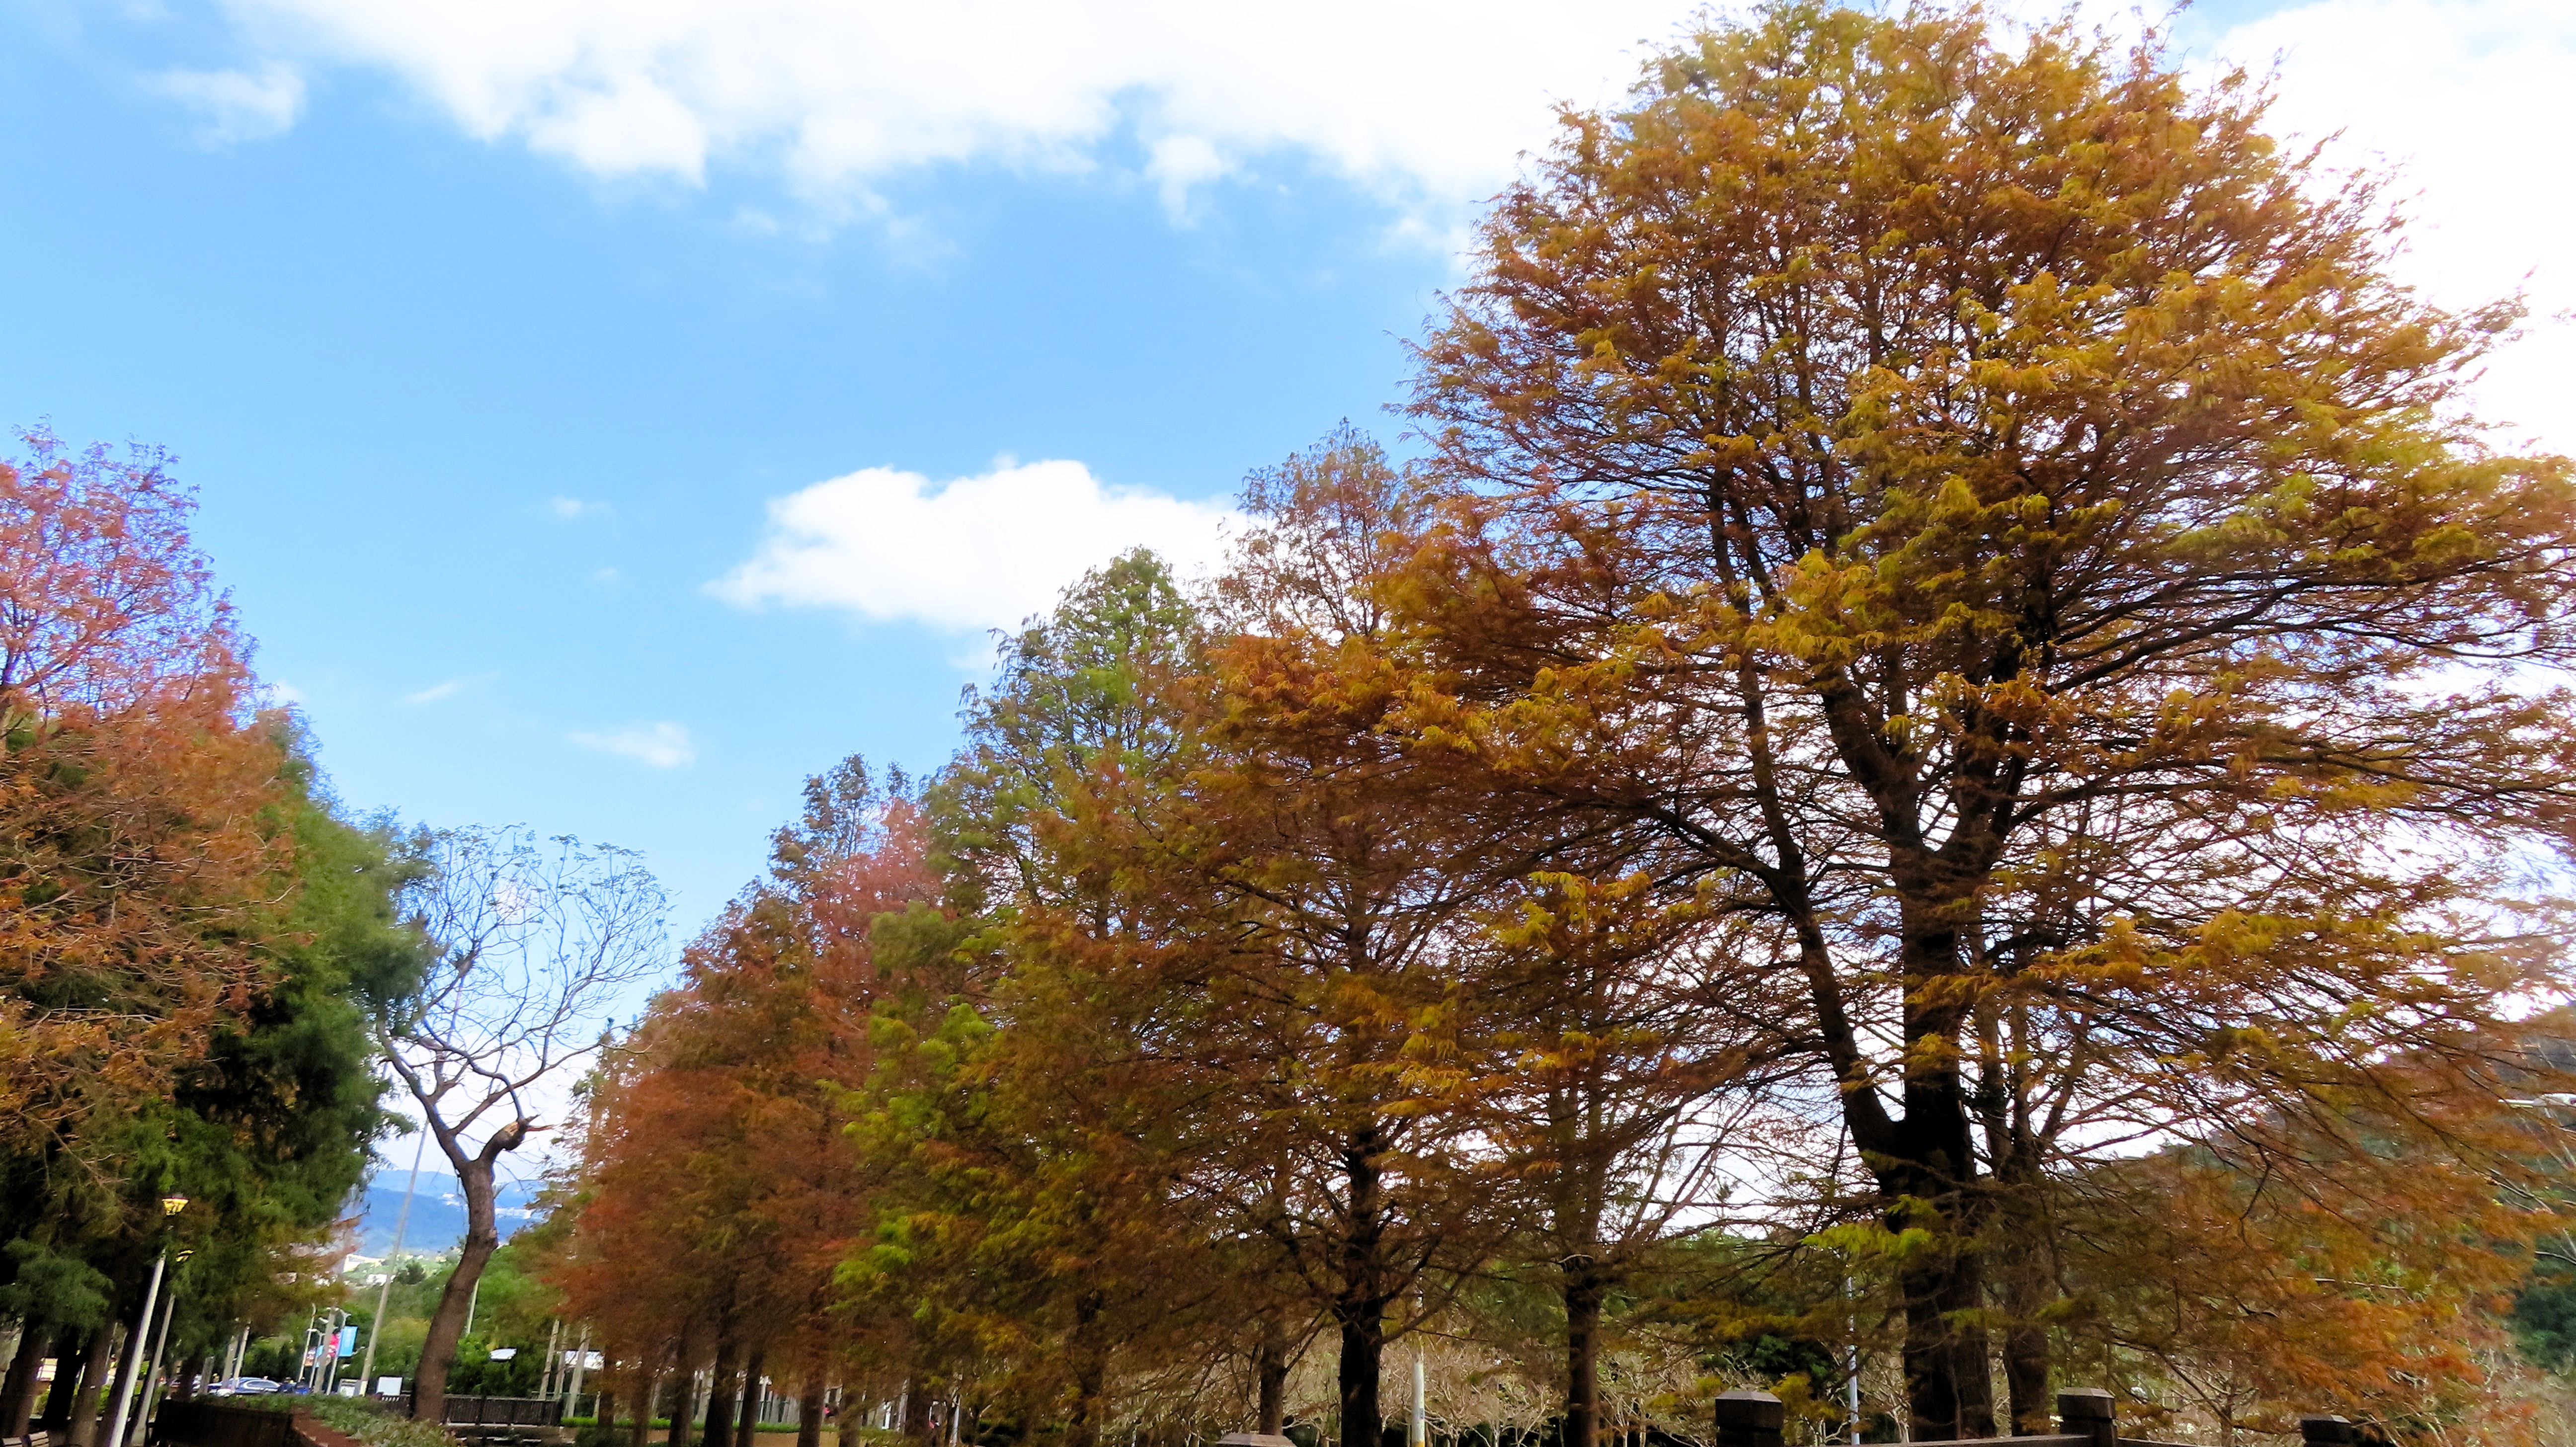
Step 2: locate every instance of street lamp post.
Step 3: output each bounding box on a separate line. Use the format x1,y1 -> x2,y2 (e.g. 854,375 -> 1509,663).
133,1253 -> 189,1445
102,1195 -> 188,1447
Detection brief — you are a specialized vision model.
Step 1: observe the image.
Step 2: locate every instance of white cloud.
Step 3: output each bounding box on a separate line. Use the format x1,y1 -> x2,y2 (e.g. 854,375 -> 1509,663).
151,62 -> 305,143
194,0 -> 1683,211
404,678 -> 466,704
168,0 -> 2567,441
549,495 -> 609,519
1146,135 -> 1228,221
2201,0 -> 2576,449
711,458 -> 1234,635
567,721 -> 696,768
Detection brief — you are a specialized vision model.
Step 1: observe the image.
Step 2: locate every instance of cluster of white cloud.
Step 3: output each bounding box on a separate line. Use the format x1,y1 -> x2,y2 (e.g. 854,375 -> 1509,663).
710,459 -> 1235,637
567,721 -> 697,768
185,0 -> 1686,211
156,0 -> 2569,636
151,61 -> 304,143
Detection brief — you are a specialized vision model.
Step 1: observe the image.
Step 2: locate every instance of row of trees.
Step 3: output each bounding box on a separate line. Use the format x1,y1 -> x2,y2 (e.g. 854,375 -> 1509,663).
537,8 -> 2576,1447
0,427 -> 421,1443
0,422 -> 667,1441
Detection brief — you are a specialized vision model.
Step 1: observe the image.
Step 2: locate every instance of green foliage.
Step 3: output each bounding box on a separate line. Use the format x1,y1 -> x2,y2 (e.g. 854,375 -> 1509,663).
2,729 -> 427,1367
342,1242 -> 561,1387
930,548 -> 1201,916
2512,1262 -> 2576,1373
233,1391 -> 464,1447
304,1394 -> 464,1447
0,1237 -> 112,1330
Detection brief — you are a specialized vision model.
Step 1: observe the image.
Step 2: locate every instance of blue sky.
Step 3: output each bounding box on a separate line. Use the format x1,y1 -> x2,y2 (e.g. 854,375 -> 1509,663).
5,0 -> 2566,954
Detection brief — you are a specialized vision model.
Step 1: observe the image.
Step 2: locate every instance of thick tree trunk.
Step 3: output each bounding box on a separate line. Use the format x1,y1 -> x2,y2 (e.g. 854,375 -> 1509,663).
701,1335 -> 741,1447
670,1371 -> 698,1447
631,1367 -> 660,1447
414,1151 -> 506,1424
42,1326 -> 103,1430
1255,1322 -> 1290,1435
1877,1057 -> 1995,1442
668,1375 -> 698,1447
733,1349 -> 764,1447
670,1318 -> 710,1447
1334,1125 -> 1391,1447
1067,1356 -> 1107,1447
1828,884 -> 1995,1445
795,1385 -> 824,1447
1065,1291 -> 1109,1447
65,1324 -> 117,1447
1,1322 -> 51,1433
1561,1266 -> 1605,1447
597,1390 -> 621,1442
1996,1166 -> 2054,1434
901,1372 -> 931,1443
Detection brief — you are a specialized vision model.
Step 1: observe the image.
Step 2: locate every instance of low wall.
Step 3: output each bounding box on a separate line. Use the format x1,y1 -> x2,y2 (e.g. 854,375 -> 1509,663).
153,1401 -> 307,1447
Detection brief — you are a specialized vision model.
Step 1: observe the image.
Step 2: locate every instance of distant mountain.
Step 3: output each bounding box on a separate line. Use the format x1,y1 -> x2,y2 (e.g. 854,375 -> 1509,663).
349,1171 -> 546,1258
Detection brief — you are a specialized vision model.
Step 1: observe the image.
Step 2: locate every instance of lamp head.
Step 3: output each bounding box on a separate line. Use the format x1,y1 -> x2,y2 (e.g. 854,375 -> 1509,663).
161,1195 -> 189,1216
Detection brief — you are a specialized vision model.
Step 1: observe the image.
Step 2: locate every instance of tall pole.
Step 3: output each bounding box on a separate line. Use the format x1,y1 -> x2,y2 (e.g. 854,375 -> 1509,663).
564,1325 -> 590,1416
132,1265 -> 183,1444
361,1132 -> 430,1395
102,1250 -> 170,1447
1409,1313 -> 1426,1447
1844,1277 -> 1860,1447
327,1310 -> 350,1395
306,1311 -> 327,1391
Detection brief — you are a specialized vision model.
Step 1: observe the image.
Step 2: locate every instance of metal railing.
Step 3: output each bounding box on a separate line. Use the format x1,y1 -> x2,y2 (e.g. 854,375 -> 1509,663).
1712,1387 -> 2379,1447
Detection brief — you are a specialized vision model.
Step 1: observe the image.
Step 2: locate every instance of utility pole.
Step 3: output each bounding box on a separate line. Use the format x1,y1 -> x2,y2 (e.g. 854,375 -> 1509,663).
361,1133 -> 430,1395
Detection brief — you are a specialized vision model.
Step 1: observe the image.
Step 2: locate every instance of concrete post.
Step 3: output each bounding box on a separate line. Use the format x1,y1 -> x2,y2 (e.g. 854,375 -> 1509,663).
2056,1389 -> 2114,1447
1712,1391 -> 1784,1447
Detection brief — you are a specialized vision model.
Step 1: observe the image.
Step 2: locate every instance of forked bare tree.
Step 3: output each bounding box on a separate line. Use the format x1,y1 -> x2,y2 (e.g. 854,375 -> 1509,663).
378,826 -> 667,1422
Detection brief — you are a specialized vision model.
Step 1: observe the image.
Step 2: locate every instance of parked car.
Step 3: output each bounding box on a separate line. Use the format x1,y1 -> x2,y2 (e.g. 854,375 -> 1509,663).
207,1377 -> 284,1396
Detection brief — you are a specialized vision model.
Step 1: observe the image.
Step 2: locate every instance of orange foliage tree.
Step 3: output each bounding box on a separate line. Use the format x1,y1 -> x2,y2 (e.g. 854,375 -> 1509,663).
539,9 -> 2576,1444
1401,1 -> 2576,1435
0,426 -> 289,1181
552,760 -> 939,1447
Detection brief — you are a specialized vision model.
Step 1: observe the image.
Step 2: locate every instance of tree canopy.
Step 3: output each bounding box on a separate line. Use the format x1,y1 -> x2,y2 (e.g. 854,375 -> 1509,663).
540,8 -> 2576,1446
15,5 -> 2576,1447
